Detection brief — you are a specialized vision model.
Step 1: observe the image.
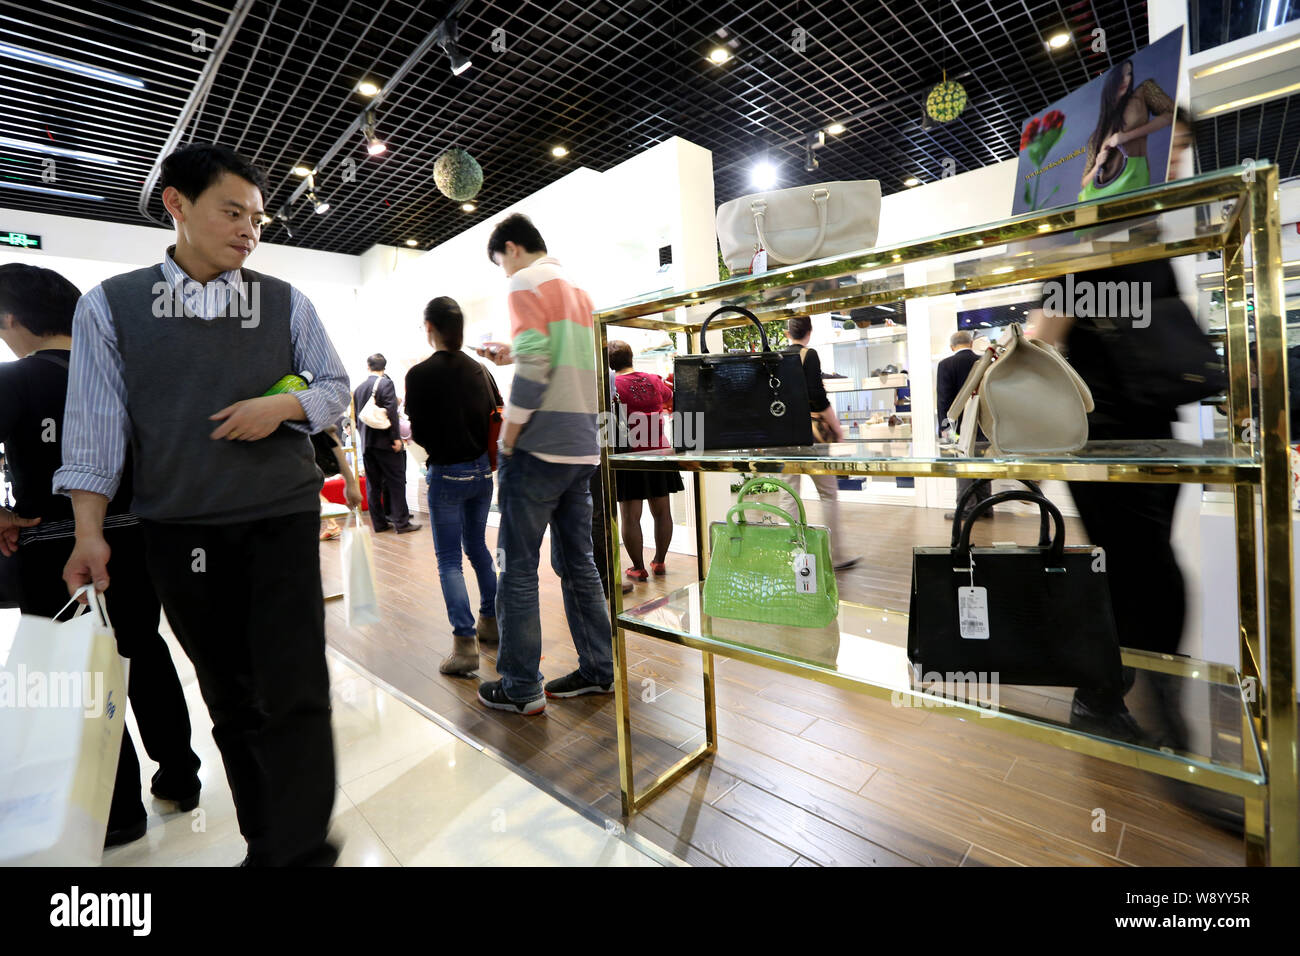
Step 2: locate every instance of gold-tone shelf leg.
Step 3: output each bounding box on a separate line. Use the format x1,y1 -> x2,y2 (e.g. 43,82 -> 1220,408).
703,651 -> 718,750
1250,168 -> 1298,866
612,624 -> 637,816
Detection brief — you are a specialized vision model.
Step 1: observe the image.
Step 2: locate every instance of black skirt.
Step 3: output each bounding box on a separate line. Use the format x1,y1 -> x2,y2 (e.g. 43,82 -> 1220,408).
615,468 -> 685,502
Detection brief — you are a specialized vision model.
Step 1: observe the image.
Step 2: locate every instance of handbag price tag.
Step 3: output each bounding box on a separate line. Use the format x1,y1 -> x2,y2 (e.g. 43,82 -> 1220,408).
793,552 -> 817,593
957,586 -> 990,640
751,248 -> 768,273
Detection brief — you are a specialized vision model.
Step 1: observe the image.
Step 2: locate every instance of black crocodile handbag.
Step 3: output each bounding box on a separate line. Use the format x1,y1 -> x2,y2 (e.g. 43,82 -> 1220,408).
672,306 -> 813,452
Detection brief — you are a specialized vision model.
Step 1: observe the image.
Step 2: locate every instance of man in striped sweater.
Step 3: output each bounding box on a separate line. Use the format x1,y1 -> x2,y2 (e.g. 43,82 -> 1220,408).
477,214 -> 613,715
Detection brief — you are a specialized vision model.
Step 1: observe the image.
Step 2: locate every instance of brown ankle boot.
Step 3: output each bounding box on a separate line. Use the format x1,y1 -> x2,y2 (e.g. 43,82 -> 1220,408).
439,635 -> 479,675
475,616 -> 498,645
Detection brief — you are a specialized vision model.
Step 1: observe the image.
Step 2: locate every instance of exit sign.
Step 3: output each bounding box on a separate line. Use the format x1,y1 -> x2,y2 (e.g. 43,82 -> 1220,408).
1,231 -> 41,249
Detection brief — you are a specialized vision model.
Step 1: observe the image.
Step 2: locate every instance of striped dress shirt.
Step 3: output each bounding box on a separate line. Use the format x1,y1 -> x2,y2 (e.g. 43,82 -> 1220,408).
53,247 -> 350,501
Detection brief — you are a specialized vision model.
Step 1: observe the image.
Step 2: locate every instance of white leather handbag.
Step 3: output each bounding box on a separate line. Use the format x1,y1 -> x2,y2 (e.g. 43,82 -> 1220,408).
716,180 -> 882,273
358,375 -> 392,430
947,324 -> 1095,455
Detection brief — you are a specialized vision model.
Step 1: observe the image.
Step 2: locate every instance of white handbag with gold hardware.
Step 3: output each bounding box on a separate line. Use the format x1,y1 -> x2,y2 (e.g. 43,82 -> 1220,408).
716,180 -> 882,273
947,324 -> 1094,455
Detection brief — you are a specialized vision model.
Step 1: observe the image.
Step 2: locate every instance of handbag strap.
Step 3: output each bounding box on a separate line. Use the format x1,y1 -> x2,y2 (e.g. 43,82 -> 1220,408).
750,188 -> 830,264
31,351 -> 70,371
698,305 -> 769,355
956,490 -> 1066,566
946,344 -> 996,422
950,479 -> 1050,547
734,476 -> 806,524
724,501 -> 808,553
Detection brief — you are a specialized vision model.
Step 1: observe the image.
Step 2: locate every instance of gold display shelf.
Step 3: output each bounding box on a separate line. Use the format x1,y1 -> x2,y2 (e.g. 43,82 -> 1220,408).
592,162 -> 1296,866
608,439 -> 1260,484
620,583 -> 1265,799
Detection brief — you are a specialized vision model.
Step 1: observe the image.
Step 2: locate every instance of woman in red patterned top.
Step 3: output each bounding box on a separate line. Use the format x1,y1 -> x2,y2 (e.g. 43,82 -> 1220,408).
608,340 -> 683,582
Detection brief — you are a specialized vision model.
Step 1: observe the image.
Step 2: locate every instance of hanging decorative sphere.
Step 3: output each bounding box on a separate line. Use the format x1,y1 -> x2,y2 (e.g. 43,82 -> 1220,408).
433,147 -> 483,201
926,80 -> 967,122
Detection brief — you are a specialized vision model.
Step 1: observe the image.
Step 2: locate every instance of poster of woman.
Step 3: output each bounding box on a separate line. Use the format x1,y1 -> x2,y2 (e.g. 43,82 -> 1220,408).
1011,27 -> 1182,215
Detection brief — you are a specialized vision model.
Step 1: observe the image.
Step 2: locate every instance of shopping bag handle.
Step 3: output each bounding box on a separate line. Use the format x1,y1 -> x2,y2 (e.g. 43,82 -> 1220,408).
54,585 -> 113,629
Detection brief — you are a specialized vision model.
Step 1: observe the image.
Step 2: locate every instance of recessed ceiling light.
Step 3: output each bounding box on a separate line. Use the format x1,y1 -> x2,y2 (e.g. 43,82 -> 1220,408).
0,180 -> 106,201
1046,32 -> 1071,50
551,145 -> 569,158
0,40 -> 144,89
461,202 -> 476,212
357,80 -> 380,97
292,165 -> 312,177
1193,36 -> 1300,78
903,176 -> 921,187
405,239 -> 418,247
1201,80 -> 1300,116
751,160 -> 777,190
826,123 -> 846,135
709,47 -> 731,64
0,136 -> 118,165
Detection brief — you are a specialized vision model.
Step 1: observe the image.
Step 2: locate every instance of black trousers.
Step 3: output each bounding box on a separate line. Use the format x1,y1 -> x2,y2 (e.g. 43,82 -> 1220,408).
16,525 -> 199,828
363,446 -> 412,530
141,512 -> 335,866
1069,422 -> 1185,710
954,477 -> 992,519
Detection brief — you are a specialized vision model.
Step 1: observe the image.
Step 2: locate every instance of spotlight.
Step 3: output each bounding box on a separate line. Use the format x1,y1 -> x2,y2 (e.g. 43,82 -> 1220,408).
437,19 -> 472,76
1046,32 -> 1071,50
551,145 -> 569,158
307,189 -> 330,215
405,239 -> 418,247
709,47 -> 730,64
461,202 -> 476,212
903,176 -> 921,187
751,160 -> 777,190
292,165 -> 312,177
357,80 -> 380,97
826,123 -> 845,135
363,110 -> 386,155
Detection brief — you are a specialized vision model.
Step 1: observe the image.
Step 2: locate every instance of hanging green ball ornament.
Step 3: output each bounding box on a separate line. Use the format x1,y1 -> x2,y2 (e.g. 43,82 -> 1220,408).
926,79 -> 967,123
433,147 -> 483,201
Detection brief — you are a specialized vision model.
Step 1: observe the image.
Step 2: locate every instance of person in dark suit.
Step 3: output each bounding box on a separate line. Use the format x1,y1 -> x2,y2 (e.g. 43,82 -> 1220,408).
353,353 -> 420,534
936,331 -> 992,521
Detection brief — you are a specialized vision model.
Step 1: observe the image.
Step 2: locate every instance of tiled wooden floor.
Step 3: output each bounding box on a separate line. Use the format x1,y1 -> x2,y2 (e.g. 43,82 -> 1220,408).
322,495 -> 1248,867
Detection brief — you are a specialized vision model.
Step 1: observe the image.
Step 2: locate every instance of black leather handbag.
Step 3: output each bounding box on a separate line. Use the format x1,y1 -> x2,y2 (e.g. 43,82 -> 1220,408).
907,488 -> 1124,689
672,306 -> 813,451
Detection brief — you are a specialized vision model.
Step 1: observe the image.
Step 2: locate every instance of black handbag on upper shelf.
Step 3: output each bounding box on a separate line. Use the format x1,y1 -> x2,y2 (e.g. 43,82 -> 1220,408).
907,487 -> 1124,689
672,305 -> 813,452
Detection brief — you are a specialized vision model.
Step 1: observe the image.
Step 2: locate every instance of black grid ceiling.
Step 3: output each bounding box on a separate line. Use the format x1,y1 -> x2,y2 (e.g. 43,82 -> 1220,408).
1195,94 -> 1300,186
0,0 -> 1270,260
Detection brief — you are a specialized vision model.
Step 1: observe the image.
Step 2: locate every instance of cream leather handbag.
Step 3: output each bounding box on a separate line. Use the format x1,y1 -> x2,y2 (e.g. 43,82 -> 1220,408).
716,180 -> 882,273
947,324 -> 1094,455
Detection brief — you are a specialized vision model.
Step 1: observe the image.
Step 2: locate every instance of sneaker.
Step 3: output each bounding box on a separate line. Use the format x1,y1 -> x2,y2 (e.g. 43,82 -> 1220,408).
477,679 -> 545,715
545,669 -> 615,698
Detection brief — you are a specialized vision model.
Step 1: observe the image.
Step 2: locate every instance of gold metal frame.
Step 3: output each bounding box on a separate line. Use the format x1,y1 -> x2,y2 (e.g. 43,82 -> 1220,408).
594,162 -> 1296,864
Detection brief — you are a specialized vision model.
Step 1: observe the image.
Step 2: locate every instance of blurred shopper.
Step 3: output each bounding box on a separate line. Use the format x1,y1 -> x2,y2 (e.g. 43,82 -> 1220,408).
780,315 -> 859,570
56,142 -> 350,866
477,213 -> 612,715
353,354 -> 420,534
607,339 -> 681,581
314,424 -> 363,540
405,296 -> 502,676
0,263 -> 202,849
936,330 -> 992,521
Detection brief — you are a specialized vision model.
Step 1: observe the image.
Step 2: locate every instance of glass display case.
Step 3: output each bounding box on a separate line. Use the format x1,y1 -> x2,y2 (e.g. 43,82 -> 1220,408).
592,162 -> 1295,865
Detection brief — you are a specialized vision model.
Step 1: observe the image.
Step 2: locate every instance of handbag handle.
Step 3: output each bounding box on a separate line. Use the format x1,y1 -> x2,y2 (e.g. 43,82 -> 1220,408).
956,490 -> 1066,566
724,501 -> 809,553
698,305 -> 770,355
734,476 -> 806,525
751,188 -> 830,265
950,479 -> 1050,548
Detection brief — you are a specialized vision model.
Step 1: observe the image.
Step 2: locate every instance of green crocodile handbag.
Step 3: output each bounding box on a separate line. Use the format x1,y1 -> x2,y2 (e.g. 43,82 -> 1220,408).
702,477 -> 839,628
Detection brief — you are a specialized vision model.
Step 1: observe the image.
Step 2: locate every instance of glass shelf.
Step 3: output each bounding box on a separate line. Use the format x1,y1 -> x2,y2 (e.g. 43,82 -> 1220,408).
610,438 -> 1259,484
620,583 -> 1263,795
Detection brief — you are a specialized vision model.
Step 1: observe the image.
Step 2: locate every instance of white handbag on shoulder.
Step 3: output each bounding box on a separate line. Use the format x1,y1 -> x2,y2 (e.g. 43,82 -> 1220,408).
947,324 -> 1094,455
716,180 -> 882,273
358,374 -> 392,430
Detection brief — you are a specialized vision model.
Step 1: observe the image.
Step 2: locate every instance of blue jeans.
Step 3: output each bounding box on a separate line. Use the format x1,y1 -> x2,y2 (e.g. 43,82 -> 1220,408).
495,450 -> 613,699
426,452 -> 497,638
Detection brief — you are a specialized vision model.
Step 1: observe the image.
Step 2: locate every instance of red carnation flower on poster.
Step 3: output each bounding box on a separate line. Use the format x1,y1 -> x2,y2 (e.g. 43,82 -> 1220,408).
1042,109 -> 1065,130
1019,117 -> 1042,151
1019,109 -> 1068,210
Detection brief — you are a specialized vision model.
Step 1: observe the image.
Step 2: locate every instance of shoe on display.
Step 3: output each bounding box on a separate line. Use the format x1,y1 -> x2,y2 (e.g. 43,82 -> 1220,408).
475,615 -> 498,645
439,635 -> 480,676
104,816 -> 148,849
395,522 -> 422,534
150,768 -> 200,812
477,680 -> 545,715
1068,694 -> 1147,744
545,669 -> 615,699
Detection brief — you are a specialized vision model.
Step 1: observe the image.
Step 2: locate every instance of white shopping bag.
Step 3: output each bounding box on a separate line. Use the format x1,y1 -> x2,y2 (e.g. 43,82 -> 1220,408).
340,510 -> 381,627
0,587 -> 128,866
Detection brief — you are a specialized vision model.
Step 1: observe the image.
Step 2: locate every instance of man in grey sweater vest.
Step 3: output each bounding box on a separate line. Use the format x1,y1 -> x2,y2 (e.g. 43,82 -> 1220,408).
56,143 -> 351,866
